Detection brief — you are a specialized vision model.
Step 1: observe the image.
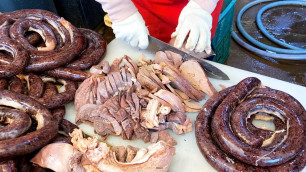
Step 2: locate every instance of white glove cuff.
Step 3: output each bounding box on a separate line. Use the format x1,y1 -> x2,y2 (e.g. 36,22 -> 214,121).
193,0 -> 219,14
112,12 -> 146,29
188,1 -> 213,29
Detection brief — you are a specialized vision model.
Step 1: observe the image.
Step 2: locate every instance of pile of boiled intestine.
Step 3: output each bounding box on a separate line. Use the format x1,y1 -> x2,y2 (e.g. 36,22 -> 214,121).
74,50 -> 217,142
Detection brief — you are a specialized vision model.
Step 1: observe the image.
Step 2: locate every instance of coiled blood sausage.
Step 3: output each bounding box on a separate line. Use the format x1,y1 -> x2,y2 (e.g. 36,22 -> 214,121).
0,90 -> 57,159
195,77 -> 305,171
45,28 -> 107,81
0,9 -> 86,72
0,39 -> 29,79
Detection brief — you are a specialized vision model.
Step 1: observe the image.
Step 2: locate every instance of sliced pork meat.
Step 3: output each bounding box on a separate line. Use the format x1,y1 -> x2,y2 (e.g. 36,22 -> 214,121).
183,100 -> 203,112
150,130 -> 177,146
137,55 -> 152,67
167,112 -> 186,125
107,74 -> 119,94
112,107 -> 128,123
112,146 -> 126,163
154,89 -> 185,113
124,55 -> 139,74
126,145 -> 140,163
121,117 -> 135,140
160,62 -> 205,101
131,93 -> 140,120
120,93 -> 130,112
139,66 -> 166,90
158,73 -> 171,85
125,86 -> 140,120
75,76 -> 98,111
75,63 -> 136,112
179,60 -> 217,97
89,61 -> 110,74
175,89 -> 190,101
76,92 -> 149,141
154,51 -> 183,68
155,51 -> 171,64
97,78 -> 109,99
139,98 -> 148,108
132,122 -> 151,142
112,71 -> 125,90
166,117 -> 192,135
137,67 -> 162,91
92,106 -> 122,136
94,117 -> 116,137
141,99 -> 160,129
121,68 -> 128,83
164,51 -> 183,68
76,104 -> 99,125
105,75 -> 114,95
126,71 -> 133,86
136,88 -> 150,98
109,57 -> 122,73
123,55 -> 138,79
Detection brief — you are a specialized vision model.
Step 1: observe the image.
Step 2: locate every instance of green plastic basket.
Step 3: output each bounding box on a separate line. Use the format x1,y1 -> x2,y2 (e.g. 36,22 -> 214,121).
211,0 -> 236,63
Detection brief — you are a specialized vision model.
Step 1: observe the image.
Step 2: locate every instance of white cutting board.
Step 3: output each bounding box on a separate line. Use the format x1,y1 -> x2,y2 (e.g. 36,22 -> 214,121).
64,39 -> 306,172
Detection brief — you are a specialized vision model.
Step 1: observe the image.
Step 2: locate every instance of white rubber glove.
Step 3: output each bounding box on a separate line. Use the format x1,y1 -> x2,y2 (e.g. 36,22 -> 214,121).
112,12 -> 149,49
171,0 -> 212,53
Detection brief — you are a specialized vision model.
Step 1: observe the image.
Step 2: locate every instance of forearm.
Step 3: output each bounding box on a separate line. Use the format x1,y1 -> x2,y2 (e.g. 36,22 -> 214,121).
193,0 -> 219,13
95,0 -> 137,23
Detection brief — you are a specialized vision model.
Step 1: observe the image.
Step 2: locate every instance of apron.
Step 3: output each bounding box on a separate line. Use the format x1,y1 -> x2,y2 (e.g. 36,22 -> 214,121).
131,0 -> 224,43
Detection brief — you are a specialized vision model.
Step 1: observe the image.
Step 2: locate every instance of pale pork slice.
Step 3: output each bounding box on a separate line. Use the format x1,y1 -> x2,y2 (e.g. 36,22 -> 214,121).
161,61 -> 205,101
154,89 -> 185,113
179,60 -> 217,97
154,51 -> 183,68
164,51 -> 182,68
74,76 -> 98,111
31,143 -> 83,172
150,130 -> 177,146
89,61 -> 110,74
154,51 -> 172,64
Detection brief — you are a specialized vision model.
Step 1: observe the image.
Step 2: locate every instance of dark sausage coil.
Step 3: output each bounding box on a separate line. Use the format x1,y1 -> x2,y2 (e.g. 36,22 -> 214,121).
0,9 -> 86,72
38,78 -> 77,109
195,77 -> 305,171
0,90 -> 58,159
0,39 -> 29,79
45,28 -> 107,81
44,67 -> 92,82
25,74 -> 77,109
1,74 -> 77,109
0,107 -> 31,140
0,79 -> 8,90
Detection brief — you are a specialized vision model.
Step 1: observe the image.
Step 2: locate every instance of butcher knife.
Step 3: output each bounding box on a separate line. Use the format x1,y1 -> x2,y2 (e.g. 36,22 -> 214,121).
146,36 -> 229,80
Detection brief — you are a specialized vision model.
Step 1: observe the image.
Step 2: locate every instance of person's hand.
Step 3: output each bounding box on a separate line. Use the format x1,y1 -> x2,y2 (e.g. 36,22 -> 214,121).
171,0 -> 212,53
112,12 -> 149,49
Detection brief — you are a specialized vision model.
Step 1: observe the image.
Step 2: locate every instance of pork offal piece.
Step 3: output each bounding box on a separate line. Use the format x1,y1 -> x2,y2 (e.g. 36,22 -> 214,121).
179,60 -> 217,97
154,51 -> 182,68
160,61 -> 205,101
31,129 -> 176,172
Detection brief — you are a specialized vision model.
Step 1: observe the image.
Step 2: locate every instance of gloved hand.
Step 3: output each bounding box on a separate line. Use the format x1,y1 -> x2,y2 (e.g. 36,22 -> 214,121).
171,0 -> 212,53
112,12 -> 149,49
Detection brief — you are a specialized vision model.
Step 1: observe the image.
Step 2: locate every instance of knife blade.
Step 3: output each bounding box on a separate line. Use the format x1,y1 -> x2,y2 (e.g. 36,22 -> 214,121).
146,36 -> 229,80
